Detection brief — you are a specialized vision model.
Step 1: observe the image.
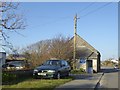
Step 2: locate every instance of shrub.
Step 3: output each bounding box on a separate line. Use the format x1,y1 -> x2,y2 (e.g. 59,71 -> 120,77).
2,72 -> 17,83
70,68 -> 86,74
79,68 -> 85,72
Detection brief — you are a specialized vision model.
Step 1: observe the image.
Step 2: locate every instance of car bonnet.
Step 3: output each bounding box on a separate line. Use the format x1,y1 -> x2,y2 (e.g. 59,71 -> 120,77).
36,65 -> 60,70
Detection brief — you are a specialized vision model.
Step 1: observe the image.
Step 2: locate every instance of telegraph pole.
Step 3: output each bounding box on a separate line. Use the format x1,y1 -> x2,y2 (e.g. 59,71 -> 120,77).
73,14 -> 79,70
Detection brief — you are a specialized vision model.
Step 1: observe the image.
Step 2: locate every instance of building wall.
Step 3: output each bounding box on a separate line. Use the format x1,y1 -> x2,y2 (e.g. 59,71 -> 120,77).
76,58 -> 99,72
92,59 -> 98,72
0,52 -> 6,66
71,34 -> 101,73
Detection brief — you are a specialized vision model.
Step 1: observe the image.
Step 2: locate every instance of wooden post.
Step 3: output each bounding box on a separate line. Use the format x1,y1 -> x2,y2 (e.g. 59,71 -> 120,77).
73,14 -> 79,70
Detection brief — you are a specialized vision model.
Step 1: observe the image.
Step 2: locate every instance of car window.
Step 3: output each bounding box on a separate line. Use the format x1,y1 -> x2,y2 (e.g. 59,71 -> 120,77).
43,60 -> 61,66
64,61 -> 68,66
9,64 -> 16,67
61,61 -> 66,66
8,61 -> 25,67
61,60 -> 68,66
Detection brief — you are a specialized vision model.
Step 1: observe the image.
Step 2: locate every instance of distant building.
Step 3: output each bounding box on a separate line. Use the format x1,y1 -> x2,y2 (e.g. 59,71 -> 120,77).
71,34 -> 101,73
7,54 -> 26,60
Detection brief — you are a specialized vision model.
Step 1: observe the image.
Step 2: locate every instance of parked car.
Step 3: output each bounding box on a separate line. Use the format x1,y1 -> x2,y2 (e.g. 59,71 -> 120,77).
33,60 -> 71,79
2,63 -> 24,70
2,61 -> 30,70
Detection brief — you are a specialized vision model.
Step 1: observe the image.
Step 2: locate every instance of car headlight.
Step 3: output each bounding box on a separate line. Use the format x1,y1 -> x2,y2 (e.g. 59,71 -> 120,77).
16,66 -> 23,69
34,69 -> 38,72
47,70 -> 55,73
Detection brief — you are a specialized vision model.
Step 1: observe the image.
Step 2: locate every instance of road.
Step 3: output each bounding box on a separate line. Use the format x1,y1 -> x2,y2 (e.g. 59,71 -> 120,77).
55,66 -> 119,90
55,73 -> 103,90
98,66 -> 119,89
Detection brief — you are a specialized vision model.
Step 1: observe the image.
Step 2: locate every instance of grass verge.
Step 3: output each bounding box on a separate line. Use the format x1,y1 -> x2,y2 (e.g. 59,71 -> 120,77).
2,76 -> 73,90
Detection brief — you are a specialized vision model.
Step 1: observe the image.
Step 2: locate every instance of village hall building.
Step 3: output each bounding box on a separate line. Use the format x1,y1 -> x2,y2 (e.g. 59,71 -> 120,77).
71,34 -> 101,73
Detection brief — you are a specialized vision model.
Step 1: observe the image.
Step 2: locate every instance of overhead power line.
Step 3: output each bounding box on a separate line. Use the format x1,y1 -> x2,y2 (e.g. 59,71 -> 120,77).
30,16 -> 72,29
80,2 -> 113,18
35,2 -> 112,28
78,2 -> 95,14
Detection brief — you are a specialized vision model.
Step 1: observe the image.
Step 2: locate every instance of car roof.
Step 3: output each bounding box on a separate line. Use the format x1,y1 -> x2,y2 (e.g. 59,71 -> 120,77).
47,60 -> 66,62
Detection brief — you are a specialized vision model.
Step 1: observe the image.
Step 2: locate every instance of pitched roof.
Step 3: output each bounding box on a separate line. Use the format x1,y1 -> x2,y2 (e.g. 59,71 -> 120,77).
71,34 -> 100,59
76,47 -> 98,59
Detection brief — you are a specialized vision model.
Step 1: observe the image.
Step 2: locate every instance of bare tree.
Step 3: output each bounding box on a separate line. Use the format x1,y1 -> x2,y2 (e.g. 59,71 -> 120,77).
0,2 -> 26,30
23,40 -> 51,67
0,2 -> 26,55
22,35 -> 73,67
49,35 -> 73,60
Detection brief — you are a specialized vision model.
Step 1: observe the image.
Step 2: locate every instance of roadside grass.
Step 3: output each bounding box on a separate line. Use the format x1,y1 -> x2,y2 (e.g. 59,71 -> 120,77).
2,76 -> 73,90
2,68 -> 89,89
70,68 -> 86,74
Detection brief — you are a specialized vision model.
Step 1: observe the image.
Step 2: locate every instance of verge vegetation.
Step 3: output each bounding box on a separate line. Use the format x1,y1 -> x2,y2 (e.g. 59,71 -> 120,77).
2,71 -> 73,89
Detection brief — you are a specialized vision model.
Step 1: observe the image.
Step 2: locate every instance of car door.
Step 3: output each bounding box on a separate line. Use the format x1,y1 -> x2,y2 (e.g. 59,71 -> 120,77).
64,60 -> 70,75
61,60 -> 70,76
59,60 -> 66,76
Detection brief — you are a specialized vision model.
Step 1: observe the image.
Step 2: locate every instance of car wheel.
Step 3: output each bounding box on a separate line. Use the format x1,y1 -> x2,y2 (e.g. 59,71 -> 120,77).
56,72 -> 61,79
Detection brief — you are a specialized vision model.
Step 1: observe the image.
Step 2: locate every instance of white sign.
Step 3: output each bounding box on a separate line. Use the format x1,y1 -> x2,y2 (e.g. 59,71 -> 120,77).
80,59 -> 86,63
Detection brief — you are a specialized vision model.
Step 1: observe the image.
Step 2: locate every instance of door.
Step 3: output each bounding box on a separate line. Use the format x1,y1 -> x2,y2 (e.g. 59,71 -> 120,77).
86,60 -> 93,74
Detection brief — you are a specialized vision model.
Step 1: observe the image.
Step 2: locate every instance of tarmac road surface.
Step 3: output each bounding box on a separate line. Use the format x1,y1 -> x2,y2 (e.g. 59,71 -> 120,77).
98,67 -> 119,89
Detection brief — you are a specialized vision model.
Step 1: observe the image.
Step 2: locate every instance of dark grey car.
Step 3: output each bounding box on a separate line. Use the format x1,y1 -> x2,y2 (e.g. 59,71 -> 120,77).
33,60 -> 71,79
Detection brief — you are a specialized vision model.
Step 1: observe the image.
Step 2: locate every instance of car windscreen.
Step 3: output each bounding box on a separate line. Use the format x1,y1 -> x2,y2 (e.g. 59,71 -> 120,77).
8,61 -> 25,67
43,60 -> 61,66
